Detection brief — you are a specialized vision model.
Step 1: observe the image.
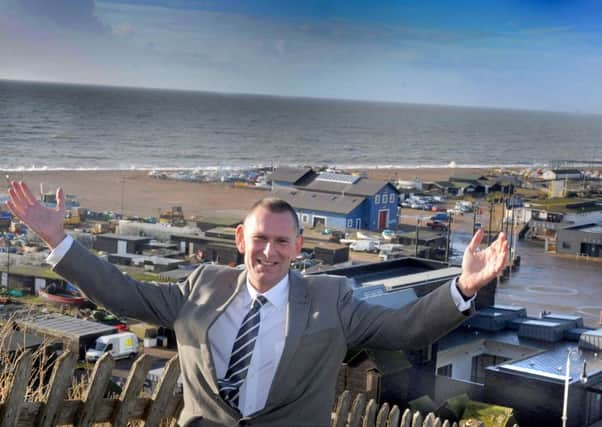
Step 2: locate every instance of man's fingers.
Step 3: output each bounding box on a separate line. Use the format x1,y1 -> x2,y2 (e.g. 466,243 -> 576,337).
495,241 -> 509,272
19,181 -> 39,206
495,232 -> 507,250
56,187 -> 65,212
467,228 -> 484,252
8,183 -> 28,208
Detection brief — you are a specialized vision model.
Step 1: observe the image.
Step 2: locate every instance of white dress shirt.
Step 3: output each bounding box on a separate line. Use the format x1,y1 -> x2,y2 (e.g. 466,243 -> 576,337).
47,235 -> 473,415
208,275 -> 288,416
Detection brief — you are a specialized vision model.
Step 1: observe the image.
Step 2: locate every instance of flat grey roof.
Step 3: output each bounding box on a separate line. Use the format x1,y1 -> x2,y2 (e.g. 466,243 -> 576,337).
97,233 -> 151,242
362,266 -> 462,290
302,178 -> 394,197
110,253 -> 186,265
17,313 -> 116,338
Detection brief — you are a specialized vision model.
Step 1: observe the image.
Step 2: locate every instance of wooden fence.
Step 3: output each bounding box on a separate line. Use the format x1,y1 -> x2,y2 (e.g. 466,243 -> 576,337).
0,350 -> 182,427
0,350 -> 518,427
331,391 -> 520,427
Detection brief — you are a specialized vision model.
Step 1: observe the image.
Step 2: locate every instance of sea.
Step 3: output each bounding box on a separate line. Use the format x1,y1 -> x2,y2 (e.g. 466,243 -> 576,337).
1,79 -> 602,171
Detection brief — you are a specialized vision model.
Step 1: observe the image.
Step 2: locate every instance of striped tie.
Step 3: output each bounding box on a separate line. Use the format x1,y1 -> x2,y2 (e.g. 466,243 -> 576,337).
218,295 -> 268,409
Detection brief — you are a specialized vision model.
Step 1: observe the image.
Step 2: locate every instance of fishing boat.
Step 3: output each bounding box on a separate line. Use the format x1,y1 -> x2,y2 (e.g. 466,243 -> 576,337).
38,283 -> 87,305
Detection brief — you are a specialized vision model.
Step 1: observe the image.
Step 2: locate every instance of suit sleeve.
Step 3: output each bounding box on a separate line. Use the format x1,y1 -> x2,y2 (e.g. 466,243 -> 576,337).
338,279 -> 472,350
53,240 -> 195,329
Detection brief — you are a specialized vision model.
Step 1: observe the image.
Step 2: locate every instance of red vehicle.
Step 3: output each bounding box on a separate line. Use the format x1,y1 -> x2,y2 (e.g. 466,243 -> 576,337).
426,220 -> 448,231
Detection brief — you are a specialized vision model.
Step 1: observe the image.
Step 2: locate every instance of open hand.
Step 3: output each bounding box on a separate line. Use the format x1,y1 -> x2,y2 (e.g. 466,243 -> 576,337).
6,181 -> 67,249
458,228 -> 508,297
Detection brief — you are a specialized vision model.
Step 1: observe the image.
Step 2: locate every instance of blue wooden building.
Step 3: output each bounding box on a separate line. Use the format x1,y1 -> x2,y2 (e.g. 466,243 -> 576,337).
272,168 -> 399,231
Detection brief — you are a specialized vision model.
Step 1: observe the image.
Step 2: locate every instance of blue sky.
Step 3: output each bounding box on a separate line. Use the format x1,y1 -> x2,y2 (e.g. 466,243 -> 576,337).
1,0 -> 602,112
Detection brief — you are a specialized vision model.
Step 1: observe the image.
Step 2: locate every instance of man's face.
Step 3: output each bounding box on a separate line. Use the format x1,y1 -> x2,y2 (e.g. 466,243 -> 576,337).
235,206 -> 303,292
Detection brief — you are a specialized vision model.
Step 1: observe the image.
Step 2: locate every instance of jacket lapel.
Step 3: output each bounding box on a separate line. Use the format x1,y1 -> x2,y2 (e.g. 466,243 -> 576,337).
263,270 -> 311,409
201,269 -> 247,395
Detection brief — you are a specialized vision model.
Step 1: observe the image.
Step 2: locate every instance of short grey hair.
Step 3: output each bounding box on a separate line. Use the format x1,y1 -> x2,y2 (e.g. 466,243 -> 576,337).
246,197 -> 301,235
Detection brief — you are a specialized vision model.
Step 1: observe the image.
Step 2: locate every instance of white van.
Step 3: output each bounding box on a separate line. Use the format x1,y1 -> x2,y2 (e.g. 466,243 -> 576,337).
349,240 -> 378,253
86,332 -> 139,362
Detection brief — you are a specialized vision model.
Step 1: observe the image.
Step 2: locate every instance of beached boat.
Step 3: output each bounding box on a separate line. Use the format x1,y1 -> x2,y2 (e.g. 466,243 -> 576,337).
38,289 -> 87,305
38,283 -> 87,306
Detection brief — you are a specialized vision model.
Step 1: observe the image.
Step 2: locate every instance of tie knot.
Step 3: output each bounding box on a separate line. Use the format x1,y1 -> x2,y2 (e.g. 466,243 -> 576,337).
253,295 -> 268,309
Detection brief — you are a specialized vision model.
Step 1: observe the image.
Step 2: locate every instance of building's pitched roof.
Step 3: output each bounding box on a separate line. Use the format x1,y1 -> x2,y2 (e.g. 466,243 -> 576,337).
272,167 -> 316,184
450,174 -> 489,183
272,189 -> 365,215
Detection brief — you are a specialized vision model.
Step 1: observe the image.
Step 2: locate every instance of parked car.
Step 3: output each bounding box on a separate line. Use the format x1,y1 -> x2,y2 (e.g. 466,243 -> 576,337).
427,220 -> 448,231
381,229 -> 395,240
430,212 -> 450,222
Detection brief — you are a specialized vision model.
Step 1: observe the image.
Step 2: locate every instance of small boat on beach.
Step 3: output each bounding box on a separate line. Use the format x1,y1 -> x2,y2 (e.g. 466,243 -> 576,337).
38,289 -> 87,305
38,283 -> 87,306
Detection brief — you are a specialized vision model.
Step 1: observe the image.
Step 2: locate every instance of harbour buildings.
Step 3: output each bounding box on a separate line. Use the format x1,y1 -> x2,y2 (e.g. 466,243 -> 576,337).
272,167 -> 399,231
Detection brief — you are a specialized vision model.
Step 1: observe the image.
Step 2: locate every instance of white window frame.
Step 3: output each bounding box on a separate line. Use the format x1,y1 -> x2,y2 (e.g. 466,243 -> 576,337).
301,213 -> 309,224
382,194 -> 388,204
355,218 -> 361,229
375,194 -> 381,204
389,194 -> 396,204
347,218 -> 353,228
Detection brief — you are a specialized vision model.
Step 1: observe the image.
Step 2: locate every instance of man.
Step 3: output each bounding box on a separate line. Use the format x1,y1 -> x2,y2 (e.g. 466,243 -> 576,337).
6,181 -> 507,427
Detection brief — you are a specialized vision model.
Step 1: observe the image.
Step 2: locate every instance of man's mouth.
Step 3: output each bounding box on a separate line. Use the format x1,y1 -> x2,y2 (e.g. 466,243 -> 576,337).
257,259 -> 278,266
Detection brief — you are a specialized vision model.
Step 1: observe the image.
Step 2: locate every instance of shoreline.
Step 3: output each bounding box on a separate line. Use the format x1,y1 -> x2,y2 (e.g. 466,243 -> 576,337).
2,167 -> 487,218
3,161 -> 595,173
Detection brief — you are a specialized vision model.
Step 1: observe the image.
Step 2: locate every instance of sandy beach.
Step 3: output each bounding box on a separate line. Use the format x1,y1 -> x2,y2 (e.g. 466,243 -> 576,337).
2,167 -> 490,219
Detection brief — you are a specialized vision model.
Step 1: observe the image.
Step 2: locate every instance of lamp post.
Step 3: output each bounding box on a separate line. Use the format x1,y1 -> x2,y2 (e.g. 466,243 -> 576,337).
561,348 -> 588,427
415,216 -> 420,257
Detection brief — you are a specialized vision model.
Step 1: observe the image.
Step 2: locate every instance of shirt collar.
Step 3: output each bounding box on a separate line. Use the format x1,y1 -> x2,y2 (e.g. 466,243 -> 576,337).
245,273 -> 289,310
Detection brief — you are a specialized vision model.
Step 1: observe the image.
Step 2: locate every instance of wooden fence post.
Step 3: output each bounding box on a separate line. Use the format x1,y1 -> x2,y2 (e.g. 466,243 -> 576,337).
348,393 -> 366,427
375,402 -> 389,427
111,354 -> 153,427
400,408 -> 412,427
75,352 -> 116,427
388,405 -> 401,427
142,354 -> 181,427
0,349 -> 32,427
423,412 -> 435,427
36,350 -> 77,427
411,410 -> 423,427
332,390 -> 351,427
362,399 -> 377,427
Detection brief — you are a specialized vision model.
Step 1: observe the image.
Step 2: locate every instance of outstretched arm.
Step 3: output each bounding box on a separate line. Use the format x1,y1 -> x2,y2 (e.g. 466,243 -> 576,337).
457,228 -> 508,297
6,181 -> 67,249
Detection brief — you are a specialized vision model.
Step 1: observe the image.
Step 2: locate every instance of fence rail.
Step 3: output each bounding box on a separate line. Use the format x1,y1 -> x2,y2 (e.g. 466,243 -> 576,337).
0,350 -> 182,427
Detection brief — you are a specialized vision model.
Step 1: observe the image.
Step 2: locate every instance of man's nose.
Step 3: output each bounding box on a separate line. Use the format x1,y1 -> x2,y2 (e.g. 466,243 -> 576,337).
263,241 -> 275,257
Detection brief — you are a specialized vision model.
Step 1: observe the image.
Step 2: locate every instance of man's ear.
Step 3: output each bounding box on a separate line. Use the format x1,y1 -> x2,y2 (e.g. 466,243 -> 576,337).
235,224 -> 245,254
294,234 -> 304,256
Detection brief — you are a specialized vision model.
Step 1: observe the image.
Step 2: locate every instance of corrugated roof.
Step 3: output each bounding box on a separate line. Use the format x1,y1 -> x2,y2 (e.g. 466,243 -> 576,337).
302,177 -> 396,197
272,189 -> 365,215
17,313 -> 116,338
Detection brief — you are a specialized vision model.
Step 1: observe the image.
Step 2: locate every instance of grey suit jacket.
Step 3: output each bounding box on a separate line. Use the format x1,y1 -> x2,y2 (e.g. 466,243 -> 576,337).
54,241 -> 470,427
